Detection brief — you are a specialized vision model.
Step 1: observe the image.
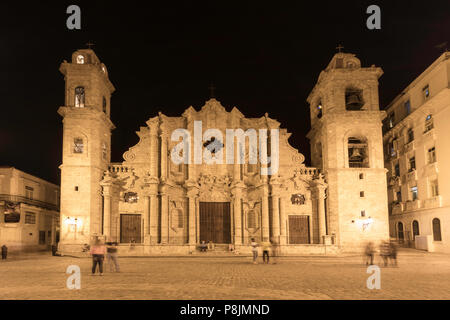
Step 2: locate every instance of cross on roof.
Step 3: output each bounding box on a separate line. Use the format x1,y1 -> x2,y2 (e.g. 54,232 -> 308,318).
209,83 -> 216,98
86,41 -> 95,49
336,44 -> 344,53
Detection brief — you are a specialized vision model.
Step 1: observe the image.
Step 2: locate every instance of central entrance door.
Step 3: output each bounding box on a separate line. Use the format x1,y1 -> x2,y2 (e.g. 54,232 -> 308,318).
120,214 -> 141,243
199,202 -> 231,243
289,215 -> 310,244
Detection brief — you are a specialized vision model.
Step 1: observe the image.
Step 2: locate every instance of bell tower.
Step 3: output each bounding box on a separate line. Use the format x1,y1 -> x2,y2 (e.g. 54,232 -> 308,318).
58,49 -> 115,253
307,52 -> 389,250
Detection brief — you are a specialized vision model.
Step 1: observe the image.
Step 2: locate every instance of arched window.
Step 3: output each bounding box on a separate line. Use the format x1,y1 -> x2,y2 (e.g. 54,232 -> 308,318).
75,87 -> 85,108
397,222 -> 404,242
345,88 -> 364,110
76,55 -> 85,64
247,210 -> 256,229
316,101 -> 323,118
348,137 -> 369,168
412,220 -> 420,239
103,97 -> 107,113
432,218 -> 442,241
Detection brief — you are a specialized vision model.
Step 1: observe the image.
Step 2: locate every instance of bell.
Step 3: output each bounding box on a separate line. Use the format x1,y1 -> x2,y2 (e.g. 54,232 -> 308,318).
350,148 -> 362,159
346,94 -> 362,107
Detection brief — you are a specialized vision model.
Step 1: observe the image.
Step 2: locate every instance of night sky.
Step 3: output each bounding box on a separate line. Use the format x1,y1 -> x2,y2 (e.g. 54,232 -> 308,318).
1,1 -> 449,185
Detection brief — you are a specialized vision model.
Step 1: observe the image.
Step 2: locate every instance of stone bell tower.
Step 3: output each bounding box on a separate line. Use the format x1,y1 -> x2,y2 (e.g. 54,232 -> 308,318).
58,49 -> 115,253
307,52 -> 389,251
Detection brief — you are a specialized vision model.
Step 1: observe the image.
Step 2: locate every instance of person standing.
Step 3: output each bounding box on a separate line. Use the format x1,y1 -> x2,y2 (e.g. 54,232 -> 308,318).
250,238 -> 259,264
261,240 -> 271,264
271,238 -> 279,264
90,238 -> 106,275
389,241 -> 398,267
380,241 -> 390,267
364,242 -> 375,266
106,242 -> 120,272
1,245 -> 7,260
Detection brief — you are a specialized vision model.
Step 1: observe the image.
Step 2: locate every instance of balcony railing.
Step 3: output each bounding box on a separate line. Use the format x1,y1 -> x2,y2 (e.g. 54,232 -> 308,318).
392,202 -> 404,215
405,199 -> 421,211
0,194 -> 59,212
109,163 -> 131,173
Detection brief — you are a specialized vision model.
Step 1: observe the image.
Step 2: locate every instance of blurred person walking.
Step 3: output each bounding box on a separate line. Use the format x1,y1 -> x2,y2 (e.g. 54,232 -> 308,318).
271,238 -> 279,264
1,245 -> 7,260
364,242 -> 375,266
90,238 -> 106,275
106,242 -> 120,272
380,241 -> 390,267
250,238 -> 259,264
389,240 -> 398,267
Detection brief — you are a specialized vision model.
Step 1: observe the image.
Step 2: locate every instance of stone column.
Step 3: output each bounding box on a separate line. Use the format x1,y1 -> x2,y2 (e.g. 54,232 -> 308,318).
160,193 -> 168,244
196,198 -> 200,243
188,197 -> 196,244
161,134 -> 168,180
186,185 -> 198,245
261,185 -> 270,241
279,196 -> 287,245
317,186 -> 327,244
103,188 -> 111,240
149,193 -> 159,244
149,122 -> 159,178
271,195 -> 280,242
232,193 -> 242,245
143,194 -> 150,239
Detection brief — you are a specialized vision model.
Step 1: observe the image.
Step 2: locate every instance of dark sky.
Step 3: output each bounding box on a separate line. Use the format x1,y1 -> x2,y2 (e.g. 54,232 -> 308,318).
1,1 -> 449,185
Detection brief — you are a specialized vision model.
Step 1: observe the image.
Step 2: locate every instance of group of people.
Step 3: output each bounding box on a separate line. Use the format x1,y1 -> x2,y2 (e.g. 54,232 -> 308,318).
88,238 -> 121,275
251,238 -> 277,264
365,240 -> 398,267
199,240 -> 216,252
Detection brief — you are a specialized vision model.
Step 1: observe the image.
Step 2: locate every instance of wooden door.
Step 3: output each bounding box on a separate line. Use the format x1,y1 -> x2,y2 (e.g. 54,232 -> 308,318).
199,202 -> 231,243
288,215 -> 310,244
120,214 -> 141,243
397,222 -> 404,242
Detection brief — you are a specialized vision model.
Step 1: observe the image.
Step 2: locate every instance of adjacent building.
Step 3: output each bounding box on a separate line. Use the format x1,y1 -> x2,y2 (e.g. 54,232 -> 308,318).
0,167 -> 60,252
383,52 -> 450,253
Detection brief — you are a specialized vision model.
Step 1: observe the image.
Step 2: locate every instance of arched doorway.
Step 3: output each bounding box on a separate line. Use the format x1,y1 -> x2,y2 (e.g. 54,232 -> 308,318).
432,218 -> 442,241
397,222 -> 404,243
412,220 -> 420,240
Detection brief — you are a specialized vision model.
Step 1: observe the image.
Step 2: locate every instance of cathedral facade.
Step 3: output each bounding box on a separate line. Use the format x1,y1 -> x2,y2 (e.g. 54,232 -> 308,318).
58,49 -> 389,255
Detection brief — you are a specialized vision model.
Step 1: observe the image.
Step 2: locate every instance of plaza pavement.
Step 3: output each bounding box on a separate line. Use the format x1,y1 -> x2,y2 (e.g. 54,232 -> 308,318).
0,248 -> 449,300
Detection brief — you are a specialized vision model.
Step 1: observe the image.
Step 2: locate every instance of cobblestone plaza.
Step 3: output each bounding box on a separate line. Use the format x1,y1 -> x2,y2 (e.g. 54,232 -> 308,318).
1,249 -> 449,300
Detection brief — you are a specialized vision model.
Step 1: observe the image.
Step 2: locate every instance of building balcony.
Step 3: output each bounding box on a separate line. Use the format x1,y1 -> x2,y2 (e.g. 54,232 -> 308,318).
405,199 -> 421,211
388,175 -> 401,188
404,170 -> 417,183
423,127 -> 436,142
403,140 -> 415,154
422,162 -> 438,177
392,202 -> 404,215
0,194 -> 59,212
109,163 -> 131,173
422,196 -> 442,209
